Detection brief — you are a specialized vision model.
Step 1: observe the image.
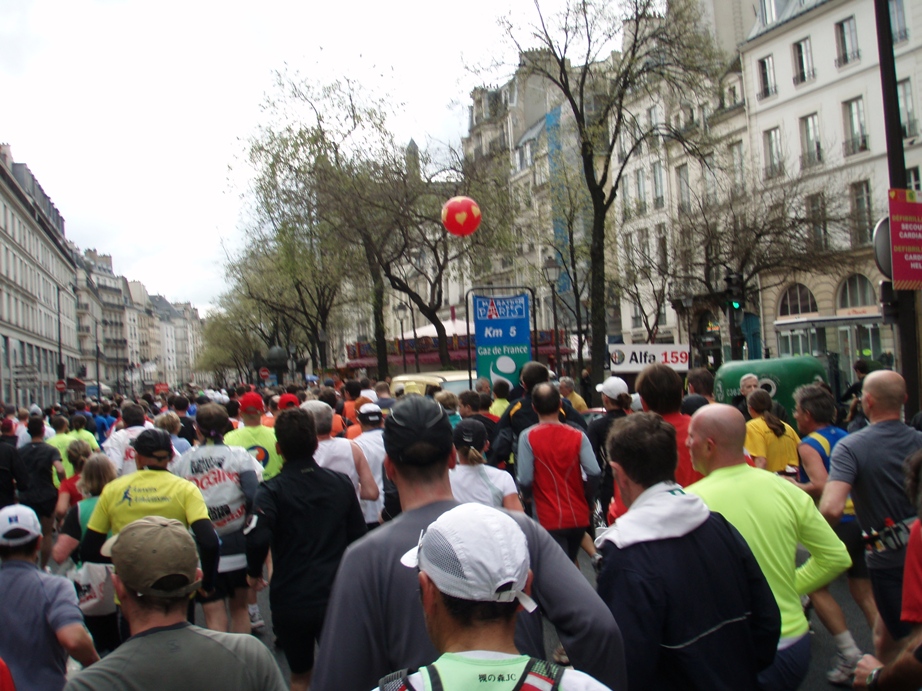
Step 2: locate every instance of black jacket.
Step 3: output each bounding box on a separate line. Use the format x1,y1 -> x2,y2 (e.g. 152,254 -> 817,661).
597,512 -> 780,690
0,444 -> 28,509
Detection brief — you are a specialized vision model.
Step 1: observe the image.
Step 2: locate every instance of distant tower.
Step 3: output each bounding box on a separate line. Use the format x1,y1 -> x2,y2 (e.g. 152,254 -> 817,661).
406,139 -> 420,180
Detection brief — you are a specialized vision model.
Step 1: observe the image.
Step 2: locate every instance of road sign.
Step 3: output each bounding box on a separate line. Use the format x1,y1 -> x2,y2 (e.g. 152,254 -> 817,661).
55,380 -> 67,393
889,189 -> 922,290
154,382 -> 170,395
259,367 -> 270,380
473,294 -> 531,387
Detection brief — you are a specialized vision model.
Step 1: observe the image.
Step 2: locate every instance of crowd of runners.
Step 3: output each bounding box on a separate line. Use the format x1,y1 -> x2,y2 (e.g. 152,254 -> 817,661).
2,360 -> 922,690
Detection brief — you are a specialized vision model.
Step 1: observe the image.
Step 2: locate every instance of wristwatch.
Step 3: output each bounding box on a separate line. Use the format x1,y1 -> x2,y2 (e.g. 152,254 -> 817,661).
866,666 -> 883,690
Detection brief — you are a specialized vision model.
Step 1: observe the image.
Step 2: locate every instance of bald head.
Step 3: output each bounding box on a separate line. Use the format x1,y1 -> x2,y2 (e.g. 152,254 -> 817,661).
687,404 -> 747,475
863,370 -> 906,420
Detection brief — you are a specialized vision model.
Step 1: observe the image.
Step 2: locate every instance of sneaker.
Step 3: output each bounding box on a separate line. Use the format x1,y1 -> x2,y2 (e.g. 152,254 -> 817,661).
826,651 -> 860,686
249,607 -> 265,632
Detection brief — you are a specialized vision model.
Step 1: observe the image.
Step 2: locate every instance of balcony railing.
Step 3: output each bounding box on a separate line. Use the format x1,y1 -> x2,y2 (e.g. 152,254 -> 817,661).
635,200 -> 648,216
677,200 -> 692,215
894,27 -> 909,44
843,134 -> 869,156
793,68 -> 815,86
764,161 -> 784,180
800,146 -> 823,169
653,195 -> 665,209
903,119 -> 918,138
757,84 -> 777,101
835,49 -> 861,68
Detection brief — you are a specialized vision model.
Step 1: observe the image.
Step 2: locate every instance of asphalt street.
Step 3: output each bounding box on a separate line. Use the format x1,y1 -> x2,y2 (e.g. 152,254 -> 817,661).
219,551 -> 876,690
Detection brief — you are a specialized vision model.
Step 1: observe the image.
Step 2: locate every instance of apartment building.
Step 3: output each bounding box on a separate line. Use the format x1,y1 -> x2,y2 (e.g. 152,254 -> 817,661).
742,0 -> 915,377
0,144 -> 80,407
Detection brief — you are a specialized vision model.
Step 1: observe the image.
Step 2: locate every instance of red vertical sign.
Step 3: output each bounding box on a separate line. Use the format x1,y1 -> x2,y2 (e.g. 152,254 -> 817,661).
890,188 -> 922,290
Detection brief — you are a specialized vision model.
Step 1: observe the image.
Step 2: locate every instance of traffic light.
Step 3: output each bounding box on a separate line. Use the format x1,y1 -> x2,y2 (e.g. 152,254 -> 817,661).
880,280 -> 899,325
725,272 -> 745,310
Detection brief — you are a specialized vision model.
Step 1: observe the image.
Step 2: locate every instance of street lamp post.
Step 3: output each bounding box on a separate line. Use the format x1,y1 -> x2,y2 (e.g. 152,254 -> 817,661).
395,303 -> 408,374
94,319 -> 100,401
542,257 -> 562,375
408,306 -> 420,373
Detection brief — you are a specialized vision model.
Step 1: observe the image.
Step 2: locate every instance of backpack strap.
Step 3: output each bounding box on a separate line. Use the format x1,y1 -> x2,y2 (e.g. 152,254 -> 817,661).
378,666 -> 443,691
512,658 -> 564,691
378,669 -> 411,691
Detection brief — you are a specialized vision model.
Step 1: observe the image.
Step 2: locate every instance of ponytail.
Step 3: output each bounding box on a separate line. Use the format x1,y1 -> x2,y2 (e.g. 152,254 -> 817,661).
747,389 -> 785,437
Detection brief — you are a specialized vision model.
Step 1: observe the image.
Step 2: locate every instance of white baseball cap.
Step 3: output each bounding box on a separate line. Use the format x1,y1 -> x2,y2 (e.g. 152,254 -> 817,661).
401,503 -> 537,612
596,376 -> 629,399
0,505 -> 43,546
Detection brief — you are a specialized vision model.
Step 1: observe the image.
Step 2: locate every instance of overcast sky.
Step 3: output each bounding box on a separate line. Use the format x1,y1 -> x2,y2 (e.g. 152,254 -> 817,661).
0,0 -> 558,312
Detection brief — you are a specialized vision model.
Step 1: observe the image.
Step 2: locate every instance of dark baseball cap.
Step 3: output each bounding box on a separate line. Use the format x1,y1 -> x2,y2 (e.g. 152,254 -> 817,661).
131,429 -> 174,458
453,418 -> 487,452
384,395 -> 453,465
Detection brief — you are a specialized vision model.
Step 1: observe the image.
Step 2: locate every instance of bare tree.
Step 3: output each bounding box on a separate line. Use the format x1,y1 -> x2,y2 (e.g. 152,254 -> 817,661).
502,0 -> 724,393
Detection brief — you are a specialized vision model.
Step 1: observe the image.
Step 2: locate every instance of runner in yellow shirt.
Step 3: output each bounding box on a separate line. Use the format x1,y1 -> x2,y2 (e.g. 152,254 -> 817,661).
80,429 -> 219,595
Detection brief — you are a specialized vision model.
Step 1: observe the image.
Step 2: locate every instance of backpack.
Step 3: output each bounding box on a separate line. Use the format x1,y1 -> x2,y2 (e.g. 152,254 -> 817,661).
378,657 -> 563,691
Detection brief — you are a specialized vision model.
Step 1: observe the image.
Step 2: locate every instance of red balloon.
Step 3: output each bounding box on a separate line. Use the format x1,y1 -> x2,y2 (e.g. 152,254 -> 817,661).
441,196 -> 482,236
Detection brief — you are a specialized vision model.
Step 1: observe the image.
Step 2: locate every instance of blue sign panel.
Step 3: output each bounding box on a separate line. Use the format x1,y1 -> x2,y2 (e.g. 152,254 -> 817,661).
473,294 -> 531,386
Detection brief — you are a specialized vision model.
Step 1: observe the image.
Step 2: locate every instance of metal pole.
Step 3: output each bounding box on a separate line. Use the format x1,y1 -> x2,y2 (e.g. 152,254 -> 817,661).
95,319 -> 100,400
873,0 -> 919,415
549,283 -> 561,373
399,317 -> 407,373
56,285 -> 64,404
410,308 -> 420,373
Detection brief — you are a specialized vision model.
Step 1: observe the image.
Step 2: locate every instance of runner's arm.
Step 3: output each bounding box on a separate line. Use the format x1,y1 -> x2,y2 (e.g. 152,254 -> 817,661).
819,479 -> 852,527
790,443 -> 827,499
245,486 -> 276,578
351,442 -> 379,501
190,518 -> 219,592
56,623 -> 99,669
80,528 -> 109,564
515,515 -> 626,690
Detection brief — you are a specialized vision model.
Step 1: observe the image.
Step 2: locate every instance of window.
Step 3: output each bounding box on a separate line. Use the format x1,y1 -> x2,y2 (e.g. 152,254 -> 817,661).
730,141 -> 745,192
850,180 -> 873,246
652,161 -> 665,208
647,105 -> 661,148
703,155 -> 717,202
761,0 -> 776,24
631,302 -> 643,329
763,127 -> 783,179
835,17 -> 860,67
757,56 -> 777,100
898,80 -> 916,137
677,165 -> 691,213
891,0 -> 908,43
792,38 -> 815,85
908,167 -> 921,191
779,284 -> 818,317
622,176 -> 632,220
839,274 -> 875,308
634,170 -> 647,214
637,228 -> 651,263
800,113 -> 822,168
656,224 -> 668,272
806,193 -> 828,248
726,84 -> 739,105
843,98 -> 868,155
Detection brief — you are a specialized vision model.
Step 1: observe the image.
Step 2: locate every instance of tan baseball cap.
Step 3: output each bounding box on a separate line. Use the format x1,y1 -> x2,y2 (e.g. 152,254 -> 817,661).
102,516 -> 201,597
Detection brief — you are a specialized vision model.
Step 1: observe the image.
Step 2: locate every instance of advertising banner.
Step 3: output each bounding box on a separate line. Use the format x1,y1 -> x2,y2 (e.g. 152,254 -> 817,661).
473,294 -> 531,386
608,343 -> 691,373
889,188 -> 922,290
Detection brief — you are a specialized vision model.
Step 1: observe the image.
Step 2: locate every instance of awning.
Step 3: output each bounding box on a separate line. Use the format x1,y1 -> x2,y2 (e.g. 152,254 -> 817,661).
773,313 -> 883,332
66,377 -> 86,389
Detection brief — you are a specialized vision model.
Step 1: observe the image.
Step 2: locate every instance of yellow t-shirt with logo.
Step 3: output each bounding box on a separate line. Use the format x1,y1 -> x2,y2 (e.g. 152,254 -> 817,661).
87,469 -> 210,535
224,424 -> 282,480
